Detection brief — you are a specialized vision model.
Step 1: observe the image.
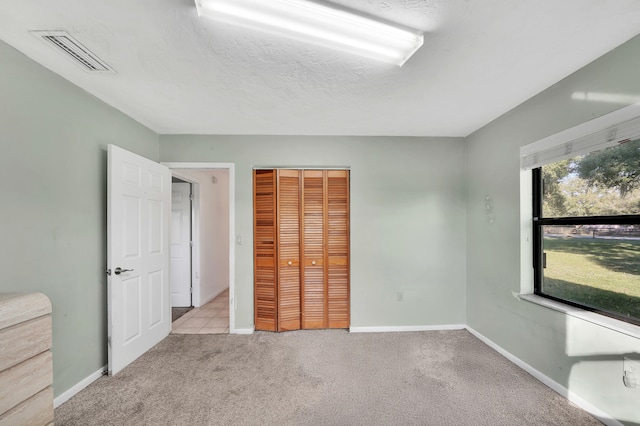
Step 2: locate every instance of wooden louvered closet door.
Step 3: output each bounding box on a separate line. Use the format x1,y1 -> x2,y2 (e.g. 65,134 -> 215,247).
326,170 -> 350,328
277,170 -> 302,331
253,170 -> 277,331
254,169 -> 349,332
301,170 -> 326,329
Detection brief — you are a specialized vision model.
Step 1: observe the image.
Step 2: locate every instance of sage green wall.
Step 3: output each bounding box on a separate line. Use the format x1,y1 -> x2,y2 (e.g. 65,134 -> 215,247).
159,136 -> 467,329
466,35 -> 640,424
7,22 -> 639,423
0,41 -> 159,397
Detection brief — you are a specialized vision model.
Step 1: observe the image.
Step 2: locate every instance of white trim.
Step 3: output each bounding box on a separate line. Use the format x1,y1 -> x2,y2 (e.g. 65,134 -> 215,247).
520,101 -> 640,159
54,365 -> 105,408
465,327 -> 623,426
162,162 -> 237,332
190,181 -> 201,306
519,170 -> 534,294
253,166 -> 351,170
349,324 -> 466,333
233,328 -> 255,335
169,175 -> 201,306
228,165 -> 236,333
198,292 -> 217,307
200,286 -> 227,306
516,294 -> 640,340
169,172 -> 202,306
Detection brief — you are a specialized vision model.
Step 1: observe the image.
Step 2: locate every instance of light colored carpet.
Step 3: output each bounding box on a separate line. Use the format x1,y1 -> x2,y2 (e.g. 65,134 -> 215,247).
55,330 -> 601,426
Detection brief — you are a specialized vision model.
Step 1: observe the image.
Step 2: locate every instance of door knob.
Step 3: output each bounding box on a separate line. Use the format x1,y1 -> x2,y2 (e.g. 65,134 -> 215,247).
114,267 -> 134,275
311,260 -> 316,266
287,261 -> 292,266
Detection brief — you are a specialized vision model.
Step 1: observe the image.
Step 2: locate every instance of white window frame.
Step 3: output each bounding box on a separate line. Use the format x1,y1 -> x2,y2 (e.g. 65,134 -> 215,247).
518,102 -> 640,339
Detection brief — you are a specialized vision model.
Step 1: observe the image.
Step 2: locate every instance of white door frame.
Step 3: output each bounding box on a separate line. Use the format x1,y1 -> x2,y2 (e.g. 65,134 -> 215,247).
170,180 -> 193,307
162,162 -> 236,333
170,174 -> 201,307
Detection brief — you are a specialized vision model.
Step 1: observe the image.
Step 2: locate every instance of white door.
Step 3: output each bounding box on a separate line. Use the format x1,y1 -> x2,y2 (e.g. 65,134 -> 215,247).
107,144 -> 171,376
171,182 -> 192,307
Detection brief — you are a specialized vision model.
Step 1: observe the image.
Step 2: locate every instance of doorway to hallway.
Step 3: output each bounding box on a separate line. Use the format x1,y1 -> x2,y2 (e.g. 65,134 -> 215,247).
166,163 -> 235,333
172,289 -> 229,334
171,177 -> 193,309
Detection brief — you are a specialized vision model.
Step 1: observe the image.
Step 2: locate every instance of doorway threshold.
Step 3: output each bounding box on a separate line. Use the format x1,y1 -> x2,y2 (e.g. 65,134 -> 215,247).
171,289 -> 229,334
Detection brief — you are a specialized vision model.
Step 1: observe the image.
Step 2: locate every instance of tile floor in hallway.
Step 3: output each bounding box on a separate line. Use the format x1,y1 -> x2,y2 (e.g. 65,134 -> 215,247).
172,289 -> 229,334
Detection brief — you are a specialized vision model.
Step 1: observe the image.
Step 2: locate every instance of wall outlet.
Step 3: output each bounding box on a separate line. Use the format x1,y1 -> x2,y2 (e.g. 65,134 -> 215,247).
623,356 -> 639,389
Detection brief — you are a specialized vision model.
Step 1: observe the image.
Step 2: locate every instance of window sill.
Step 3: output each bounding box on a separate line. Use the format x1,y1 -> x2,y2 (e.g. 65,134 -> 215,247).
516,293 -> 640,340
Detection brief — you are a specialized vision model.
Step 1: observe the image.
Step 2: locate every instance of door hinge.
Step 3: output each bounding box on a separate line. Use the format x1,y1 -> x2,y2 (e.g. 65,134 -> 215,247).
190,287 -> 193,294
106,269 -> 111,276
190,241 -> 193,247
189,193 -> 194,201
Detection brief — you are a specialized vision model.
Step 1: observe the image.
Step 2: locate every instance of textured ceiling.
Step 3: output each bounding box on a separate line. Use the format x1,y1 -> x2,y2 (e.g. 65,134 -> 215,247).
1,0 -> 640,136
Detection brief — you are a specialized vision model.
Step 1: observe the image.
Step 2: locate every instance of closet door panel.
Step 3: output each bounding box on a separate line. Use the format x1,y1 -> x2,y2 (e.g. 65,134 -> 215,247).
253,170 -> 277,332
326,170 -> 350,329
301,170 -> 325,329
277,170 -> 301,331
254,168 -> 349,332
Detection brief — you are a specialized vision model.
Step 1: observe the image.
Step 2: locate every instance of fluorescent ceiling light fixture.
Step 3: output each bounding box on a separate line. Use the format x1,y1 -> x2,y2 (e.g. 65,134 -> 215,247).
194,0 -> 424,66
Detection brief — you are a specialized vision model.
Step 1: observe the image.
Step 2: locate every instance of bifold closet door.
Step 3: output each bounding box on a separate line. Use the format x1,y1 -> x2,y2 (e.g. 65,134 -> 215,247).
276,170 -> 302,331
253,170 -> 277,332
301,170 -> 325,329
254,169 -> 349,332
301,170 -> 350,329
326,170 -> 350,328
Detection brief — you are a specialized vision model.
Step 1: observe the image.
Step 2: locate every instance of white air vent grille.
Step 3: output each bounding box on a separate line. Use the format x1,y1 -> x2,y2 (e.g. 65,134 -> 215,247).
31,31 -> 115,73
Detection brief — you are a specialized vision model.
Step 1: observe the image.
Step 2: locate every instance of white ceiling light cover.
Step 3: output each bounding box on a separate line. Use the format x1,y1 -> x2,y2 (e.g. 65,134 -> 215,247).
194,0 -> 424,66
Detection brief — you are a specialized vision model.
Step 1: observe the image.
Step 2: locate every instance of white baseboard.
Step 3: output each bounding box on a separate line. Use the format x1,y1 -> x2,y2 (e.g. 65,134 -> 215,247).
231,327 -> 254,335
465,327 -> 622,426
54,365 -> 106,408
350,324 -> 466,333
196,287 -> 228,308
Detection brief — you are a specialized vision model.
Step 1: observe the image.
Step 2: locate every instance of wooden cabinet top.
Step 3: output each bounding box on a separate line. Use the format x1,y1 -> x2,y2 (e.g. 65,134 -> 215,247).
0,293 -> 52,330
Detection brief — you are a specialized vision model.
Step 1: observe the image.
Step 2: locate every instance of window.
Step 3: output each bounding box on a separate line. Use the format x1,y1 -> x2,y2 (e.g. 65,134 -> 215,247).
532,139 -> 640,326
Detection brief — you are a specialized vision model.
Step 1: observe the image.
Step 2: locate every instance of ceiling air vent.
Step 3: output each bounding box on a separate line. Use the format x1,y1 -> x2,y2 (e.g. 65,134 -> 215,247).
31,30 -> 115,73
